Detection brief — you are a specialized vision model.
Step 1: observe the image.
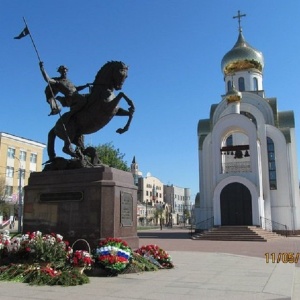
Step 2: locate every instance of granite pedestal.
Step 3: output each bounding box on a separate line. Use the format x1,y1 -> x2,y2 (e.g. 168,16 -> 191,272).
23,166 -> 138,249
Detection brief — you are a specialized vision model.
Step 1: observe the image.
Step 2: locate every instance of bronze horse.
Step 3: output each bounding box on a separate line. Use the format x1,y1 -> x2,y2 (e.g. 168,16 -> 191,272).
47,61 -> 135,162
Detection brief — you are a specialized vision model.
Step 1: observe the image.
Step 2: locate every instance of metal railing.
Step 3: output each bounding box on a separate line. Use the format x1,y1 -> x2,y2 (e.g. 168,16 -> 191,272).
190,216 -> 214,236
260,216 -> 288,237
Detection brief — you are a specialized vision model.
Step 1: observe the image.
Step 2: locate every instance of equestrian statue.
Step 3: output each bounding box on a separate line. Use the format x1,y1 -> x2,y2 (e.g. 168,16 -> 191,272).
43,60 -> 135,170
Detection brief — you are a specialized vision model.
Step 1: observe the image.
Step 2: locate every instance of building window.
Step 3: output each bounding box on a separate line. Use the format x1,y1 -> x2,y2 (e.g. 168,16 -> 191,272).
7,148 -> 15,159
30,153 -> 37,163
227,80 -> 232,92
6,166 -> 14,178
267,137 -> 277,189
20,150 -> 27,161
253,77 -> 258,91
238,77 -> 245,91
5,186 -> 13,196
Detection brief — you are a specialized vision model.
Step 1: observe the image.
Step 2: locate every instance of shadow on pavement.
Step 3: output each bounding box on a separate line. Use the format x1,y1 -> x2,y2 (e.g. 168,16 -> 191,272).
138,230 -> 191,240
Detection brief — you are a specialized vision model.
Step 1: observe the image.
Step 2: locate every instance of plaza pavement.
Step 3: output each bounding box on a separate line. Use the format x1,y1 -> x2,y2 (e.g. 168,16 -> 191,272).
1,226 -> 300,299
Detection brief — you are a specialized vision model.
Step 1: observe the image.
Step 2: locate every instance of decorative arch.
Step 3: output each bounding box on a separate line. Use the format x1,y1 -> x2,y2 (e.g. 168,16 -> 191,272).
213,176 -> 262,226
220,182 -> 252,225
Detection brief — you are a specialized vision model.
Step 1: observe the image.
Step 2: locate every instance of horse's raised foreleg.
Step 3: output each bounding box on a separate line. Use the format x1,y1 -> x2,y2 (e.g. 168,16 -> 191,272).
115,108 -> 133,134
47,127 -> 57,161
115,92 -> 135,134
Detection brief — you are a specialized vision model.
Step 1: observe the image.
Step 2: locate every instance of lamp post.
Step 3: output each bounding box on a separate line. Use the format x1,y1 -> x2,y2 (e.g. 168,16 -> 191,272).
145,200 -> 148,226
18,167 -> 23,233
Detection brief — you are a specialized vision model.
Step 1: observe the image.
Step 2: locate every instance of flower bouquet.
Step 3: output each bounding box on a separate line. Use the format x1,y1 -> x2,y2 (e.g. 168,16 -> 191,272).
23,231 -> 72,268
1,230 -> 71,267
93,237 -> 132,275
69,250 -> 94,273
0,231 -> 90,286
135,244 -> 174,269
0,230 -> 12,261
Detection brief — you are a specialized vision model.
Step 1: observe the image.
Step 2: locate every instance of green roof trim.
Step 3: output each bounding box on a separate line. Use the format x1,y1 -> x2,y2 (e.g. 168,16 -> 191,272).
265,97 -> 278,126
198,119 -> 210,150
278,111 -> 295,129
197,119 -> 211,135
198,134 -> 208,150
209,104 -> 218,122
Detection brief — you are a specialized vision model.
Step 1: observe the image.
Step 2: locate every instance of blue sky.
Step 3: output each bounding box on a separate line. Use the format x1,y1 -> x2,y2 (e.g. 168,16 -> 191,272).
1,1 -> 300,200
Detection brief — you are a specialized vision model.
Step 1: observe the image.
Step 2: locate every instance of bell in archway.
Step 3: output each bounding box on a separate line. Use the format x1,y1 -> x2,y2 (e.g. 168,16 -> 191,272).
234,149 -> 243,159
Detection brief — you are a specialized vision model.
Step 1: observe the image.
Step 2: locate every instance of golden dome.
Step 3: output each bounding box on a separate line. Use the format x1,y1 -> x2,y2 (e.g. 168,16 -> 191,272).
221,31 -> 264,75
226,84 -> 242,103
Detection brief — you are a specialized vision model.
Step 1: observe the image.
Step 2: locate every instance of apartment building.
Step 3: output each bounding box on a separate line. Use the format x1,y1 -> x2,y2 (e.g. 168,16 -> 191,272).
0,132 -> 46,202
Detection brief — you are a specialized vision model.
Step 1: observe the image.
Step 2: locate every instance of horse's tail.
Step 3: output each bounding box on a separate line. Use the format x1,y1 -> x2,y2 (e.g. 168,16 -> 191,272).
47,127 -> 57,160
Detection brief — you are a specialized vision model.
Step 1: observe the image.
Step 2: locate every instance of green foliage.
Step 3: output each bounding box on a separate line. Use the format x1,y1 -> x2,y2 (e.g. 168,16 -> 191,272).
93,142 -> 129,171
0,264 -> 90,286
0,202 -> 10,219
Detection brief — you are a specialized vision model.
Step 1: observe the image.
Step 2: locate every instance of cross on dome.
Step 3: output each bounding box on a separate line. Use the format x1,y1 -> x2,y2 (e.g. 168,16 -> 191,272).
233,10 -> 246,33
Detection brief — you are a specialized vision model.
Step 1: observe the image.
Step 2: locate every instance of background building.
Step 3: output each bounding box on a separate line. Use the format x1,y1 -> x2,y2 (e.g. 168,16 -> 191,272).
0,132 -> 45,226
164,184 -> 191,225
131,157 -> 192,226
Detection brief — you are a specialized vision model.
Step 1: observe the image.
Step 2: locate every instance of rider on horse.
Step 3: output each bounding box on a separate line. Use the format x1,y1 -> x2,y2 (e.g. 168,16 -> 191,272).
39,62 -> 89,118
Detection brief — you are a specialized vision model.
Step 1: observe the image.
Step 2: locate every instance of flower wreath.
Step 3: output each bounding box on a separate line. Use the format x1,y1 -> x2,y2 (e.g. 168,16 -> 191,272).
93,238 -> 132,273
135,244 -> 174,269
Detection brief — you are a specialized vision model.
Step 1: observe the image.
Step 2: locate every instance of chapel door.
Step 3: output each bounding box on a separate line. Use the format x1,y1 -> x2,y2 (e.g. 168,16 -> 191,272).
220,183 -> 252,225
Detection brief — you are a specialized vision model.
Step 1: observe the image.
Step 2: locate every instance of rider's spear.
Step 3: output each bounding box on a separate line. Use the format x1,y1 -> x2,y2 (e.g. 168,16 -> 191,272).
20,17 -> 42,62
15,17 -> 72,149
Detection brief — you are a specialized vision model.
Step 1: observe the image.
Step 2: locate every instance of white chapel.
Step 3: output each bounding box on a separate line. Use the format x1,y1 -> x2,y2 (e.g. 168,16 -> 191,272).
196,12 -> 300,234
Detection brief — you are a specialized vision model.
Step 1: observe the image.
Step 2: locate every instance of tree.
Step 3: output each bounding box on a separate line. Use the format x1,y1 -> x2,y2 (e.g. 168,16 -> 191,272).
92,142 -> 130,171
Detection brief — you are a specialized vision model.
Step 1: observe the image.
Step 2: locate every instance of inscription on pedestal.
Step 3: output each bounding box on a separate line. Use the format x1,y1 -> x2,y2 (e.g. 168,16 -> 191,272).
40,192 -> 83,202
120,191 -> 133,226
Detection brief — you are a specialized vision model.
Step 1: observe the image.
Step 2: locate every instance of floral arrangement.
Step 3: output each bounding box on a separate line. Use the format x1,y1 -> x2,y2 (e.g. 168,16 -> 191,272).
0,230 -> 89,286
0,263 -> 89,286
1,230 -> 72,267
69,250 -> 94,270
23,231 -> 72,268
0,230 -> 11,257
135,244 -> 174,269
93,237 -> 132,274
1,231 -> 175,285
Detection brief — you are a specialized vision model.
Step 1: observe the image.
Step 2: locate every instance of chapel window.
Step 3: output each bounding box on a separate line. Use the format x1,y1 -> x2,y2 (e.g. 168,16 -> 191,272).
267,137 -> 277,190
227,80 -> 232,92
238,77 -> 245,91
253,77 -> 258,91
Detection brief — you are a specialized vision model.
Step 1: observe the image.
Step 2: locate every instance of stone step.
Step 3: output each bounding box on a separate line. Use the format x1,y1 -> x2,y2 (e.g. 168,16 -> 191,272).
191,226 -> 284,242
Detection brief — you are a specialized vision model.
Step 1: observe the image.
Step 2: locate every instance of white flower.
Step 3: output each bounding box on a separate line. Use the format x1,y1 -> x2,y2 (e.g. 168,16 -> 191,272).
56,234 -> 63,240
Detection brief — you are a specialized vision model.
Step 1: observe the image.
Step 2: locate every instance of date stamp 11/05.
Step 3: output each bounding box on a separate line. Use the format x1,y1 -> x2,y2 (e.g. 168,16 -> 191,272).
265,252 -> 300,263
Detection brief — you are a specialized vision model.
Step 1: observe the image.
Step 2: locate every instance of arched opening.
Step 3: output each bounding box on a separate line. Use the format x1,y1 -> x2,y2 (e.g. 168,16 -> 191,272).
220,132 -> 251,174
220,182 -> 252,225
